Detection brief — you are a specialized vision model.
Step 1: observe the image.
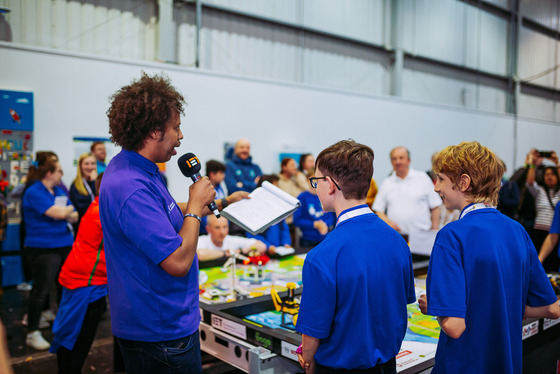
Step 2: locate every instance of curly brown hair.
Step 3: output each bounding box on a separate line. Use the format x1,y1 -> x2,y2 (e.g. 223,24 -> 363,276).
107,72 -> 186,151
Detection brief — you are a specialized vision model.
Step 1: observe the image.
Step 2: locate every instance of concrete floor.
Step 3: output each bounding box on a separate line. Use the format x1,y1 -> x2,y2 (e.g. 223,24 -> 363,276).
1,286 -> 243,374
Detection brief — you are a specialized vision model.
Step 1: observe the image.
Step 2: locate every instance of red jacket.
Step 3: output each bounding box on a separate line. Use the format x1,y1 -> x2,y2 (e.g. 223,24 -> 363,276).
59,197 -> 106,289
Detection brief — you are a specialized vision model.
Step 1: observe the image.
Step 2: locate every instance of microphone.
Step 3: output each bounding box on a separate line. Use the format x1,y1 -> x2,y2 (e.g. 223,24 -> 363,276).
177,152 -> 220,218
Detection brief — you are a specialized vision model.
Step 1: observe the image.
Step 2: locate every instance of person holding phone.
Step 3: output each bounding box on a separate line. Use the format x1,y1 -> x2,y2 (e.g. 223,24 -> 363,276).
526,149 -> 560,271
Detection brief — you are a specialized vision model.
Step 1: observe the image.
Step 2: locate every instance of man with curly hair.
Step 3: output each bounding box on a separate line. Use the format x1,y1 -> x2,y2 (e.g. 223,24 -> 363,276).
100,73 -> 246,373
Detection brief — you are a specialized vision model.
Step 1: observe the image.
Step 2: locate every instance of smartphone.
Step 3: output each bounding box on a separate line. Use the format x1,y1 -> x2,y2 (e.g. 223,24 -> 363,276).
538,151 -> 553,158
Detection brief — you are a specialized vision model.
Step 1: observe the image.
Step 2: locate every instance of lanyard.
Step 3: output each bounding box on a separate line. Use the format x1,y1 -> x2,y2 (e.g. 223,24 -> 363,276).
82,178 -> 94,202
337,207 -> 373,226
459,202 -> 495,220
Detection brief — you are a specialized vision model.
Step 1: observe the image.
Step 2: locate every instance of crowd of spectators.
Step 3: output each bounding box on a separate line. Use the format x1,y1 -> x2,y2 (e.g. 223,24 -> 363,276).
506,149 -> 560,272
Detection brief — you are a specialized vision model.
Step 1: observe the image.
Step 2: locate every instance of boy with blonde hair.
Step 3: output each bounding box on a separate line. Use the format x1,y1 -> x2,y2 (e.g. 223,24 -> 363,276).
419,141 -> 560,373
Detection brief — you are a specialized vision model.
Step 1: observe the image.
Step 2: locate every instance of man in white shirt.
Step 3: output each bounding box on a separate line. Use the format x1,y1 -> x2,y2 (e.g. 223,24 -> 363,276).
197,215 -> 267,261
372,146 -> 442,233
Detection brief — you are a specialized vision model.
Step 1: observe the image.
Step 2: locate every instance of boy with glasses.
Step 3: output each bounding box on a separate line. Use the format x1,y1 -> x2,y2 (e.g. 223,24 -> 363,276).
296,140 -> 415,373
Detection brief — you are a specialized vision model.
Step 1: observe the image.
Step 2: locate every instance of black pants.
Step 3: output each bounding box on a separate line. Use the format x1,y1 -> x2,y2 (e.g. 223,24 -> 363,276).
316,357 -> 396,374
531,229 -> 560,273
26,247 -> 70,331
56,296 -> 107,374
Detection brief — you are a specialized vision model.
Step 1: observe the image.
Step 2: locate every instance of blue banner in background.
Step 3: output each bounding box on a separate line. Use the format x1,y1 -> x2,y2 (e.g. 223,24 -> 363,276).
0,90 -> 34,131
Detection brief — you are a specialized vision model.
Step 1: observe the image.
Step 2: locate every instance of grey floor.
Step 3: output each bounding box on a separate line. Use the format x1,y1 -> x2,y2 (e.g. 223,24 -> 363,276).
1,286 -> 243,374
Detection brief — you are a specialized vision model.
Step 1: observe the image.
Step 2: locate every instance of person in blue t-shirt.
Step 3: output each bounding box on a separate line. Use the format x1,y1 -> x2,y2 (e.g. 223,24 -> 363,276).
23,157 -> 78,351
538,201 -> 560,268
419,141 -> 560,373
101,73 -> 247,374
296,140 -> 415,373
293,170 -> 336,248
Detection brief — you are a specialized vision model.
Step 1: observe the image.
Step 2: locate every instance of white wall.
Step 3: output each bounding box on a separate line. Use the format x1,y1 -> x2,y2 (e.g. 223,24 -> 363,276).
1,42 -> 559,203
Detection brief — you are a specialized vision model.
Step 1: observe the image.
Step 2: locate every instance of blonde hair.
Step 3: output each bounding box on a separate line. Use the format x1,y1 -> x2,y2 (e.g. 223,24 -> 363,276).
73,153 -> 96,196
432,141 -> 504,206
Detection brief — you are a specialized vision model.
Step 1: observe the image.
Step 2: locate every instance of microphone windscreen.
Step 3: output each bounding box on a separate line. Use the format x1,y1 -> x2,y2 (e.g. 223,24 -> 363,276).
177,152 -> 201,177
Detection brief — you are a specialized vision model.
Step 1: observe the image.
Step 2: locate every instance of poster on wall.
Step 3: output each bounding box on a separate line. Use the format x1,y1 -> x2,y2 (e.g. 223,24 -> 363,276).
0,89 -> 34,132
0,89 -> 34,223
72,136 -> 119,166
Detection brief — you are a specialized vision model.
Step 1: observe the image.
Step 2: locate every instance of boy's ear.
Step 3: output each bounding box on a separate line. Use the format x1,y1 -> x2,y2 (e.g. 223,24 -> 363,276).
327,177 -> 337,195
458,174 -> 471,192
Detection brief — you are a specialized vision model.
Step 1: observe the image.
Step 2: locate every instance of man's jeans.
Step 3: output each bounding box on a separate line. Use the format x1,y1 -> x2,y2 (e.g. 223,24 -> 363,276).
117,330 -> 201,374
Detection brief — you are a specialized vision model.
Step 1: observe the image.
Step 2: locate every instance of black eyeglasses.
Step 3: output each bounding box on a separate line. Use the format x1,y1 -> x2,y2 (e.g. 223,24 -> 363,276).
309,176 -> 341,190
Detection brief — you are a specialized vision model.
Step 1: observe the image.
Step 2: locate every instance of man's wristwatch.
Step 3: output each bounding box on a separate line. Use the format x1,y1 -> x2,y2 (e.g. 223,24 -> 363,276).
221,198 -> 229,209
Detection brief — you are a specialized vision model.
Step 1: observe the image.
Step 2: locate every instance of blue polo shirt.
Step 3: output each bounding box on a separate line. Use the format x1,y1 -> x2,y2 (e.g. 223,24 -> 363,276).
296,205 -> 415,369
99,149 -> 199,342
23,181 -> 74,248
427,207 -> 557,373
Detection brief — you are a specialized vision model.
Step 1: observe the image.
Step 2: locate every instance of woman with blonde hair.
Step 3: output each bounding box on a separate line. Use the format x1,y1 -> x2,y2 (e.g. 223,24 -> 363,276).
69,153 -> 97,233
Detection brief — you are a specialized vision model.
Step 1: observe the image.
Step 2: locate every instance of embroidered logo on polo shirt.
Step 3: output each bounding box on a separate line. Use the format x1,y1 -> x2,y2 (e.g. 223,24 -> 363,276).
168,202 -> 176,213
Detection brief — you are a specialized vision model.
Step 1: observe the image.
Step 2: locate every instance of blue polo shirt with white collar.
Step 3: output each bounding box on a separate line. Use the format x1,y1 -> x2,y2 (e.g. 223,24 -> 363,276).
296,204 -> 415,369
99,149 -> 199,342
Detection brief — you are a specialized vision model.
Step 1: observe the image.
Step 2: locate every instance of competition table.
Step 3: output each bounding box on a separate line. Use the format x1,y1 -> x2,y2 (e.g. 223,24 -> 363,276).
198,253 -> 436,373
198,254 -> 560,374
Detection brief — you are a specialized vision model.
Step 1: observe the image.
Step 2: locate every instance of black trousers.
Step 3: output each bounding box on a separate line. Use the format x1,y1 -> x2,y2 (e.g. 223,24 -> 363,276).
26,247 -> 70,331
56,296 -> 107,374
316,357 -> 397,374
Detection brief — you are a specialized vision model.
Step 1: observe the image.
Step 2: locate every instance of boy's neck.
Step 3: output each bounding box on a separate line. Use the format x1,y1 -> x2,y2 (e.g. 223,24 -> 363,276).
461,199 -> 494,211
334,198 -> 367,217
